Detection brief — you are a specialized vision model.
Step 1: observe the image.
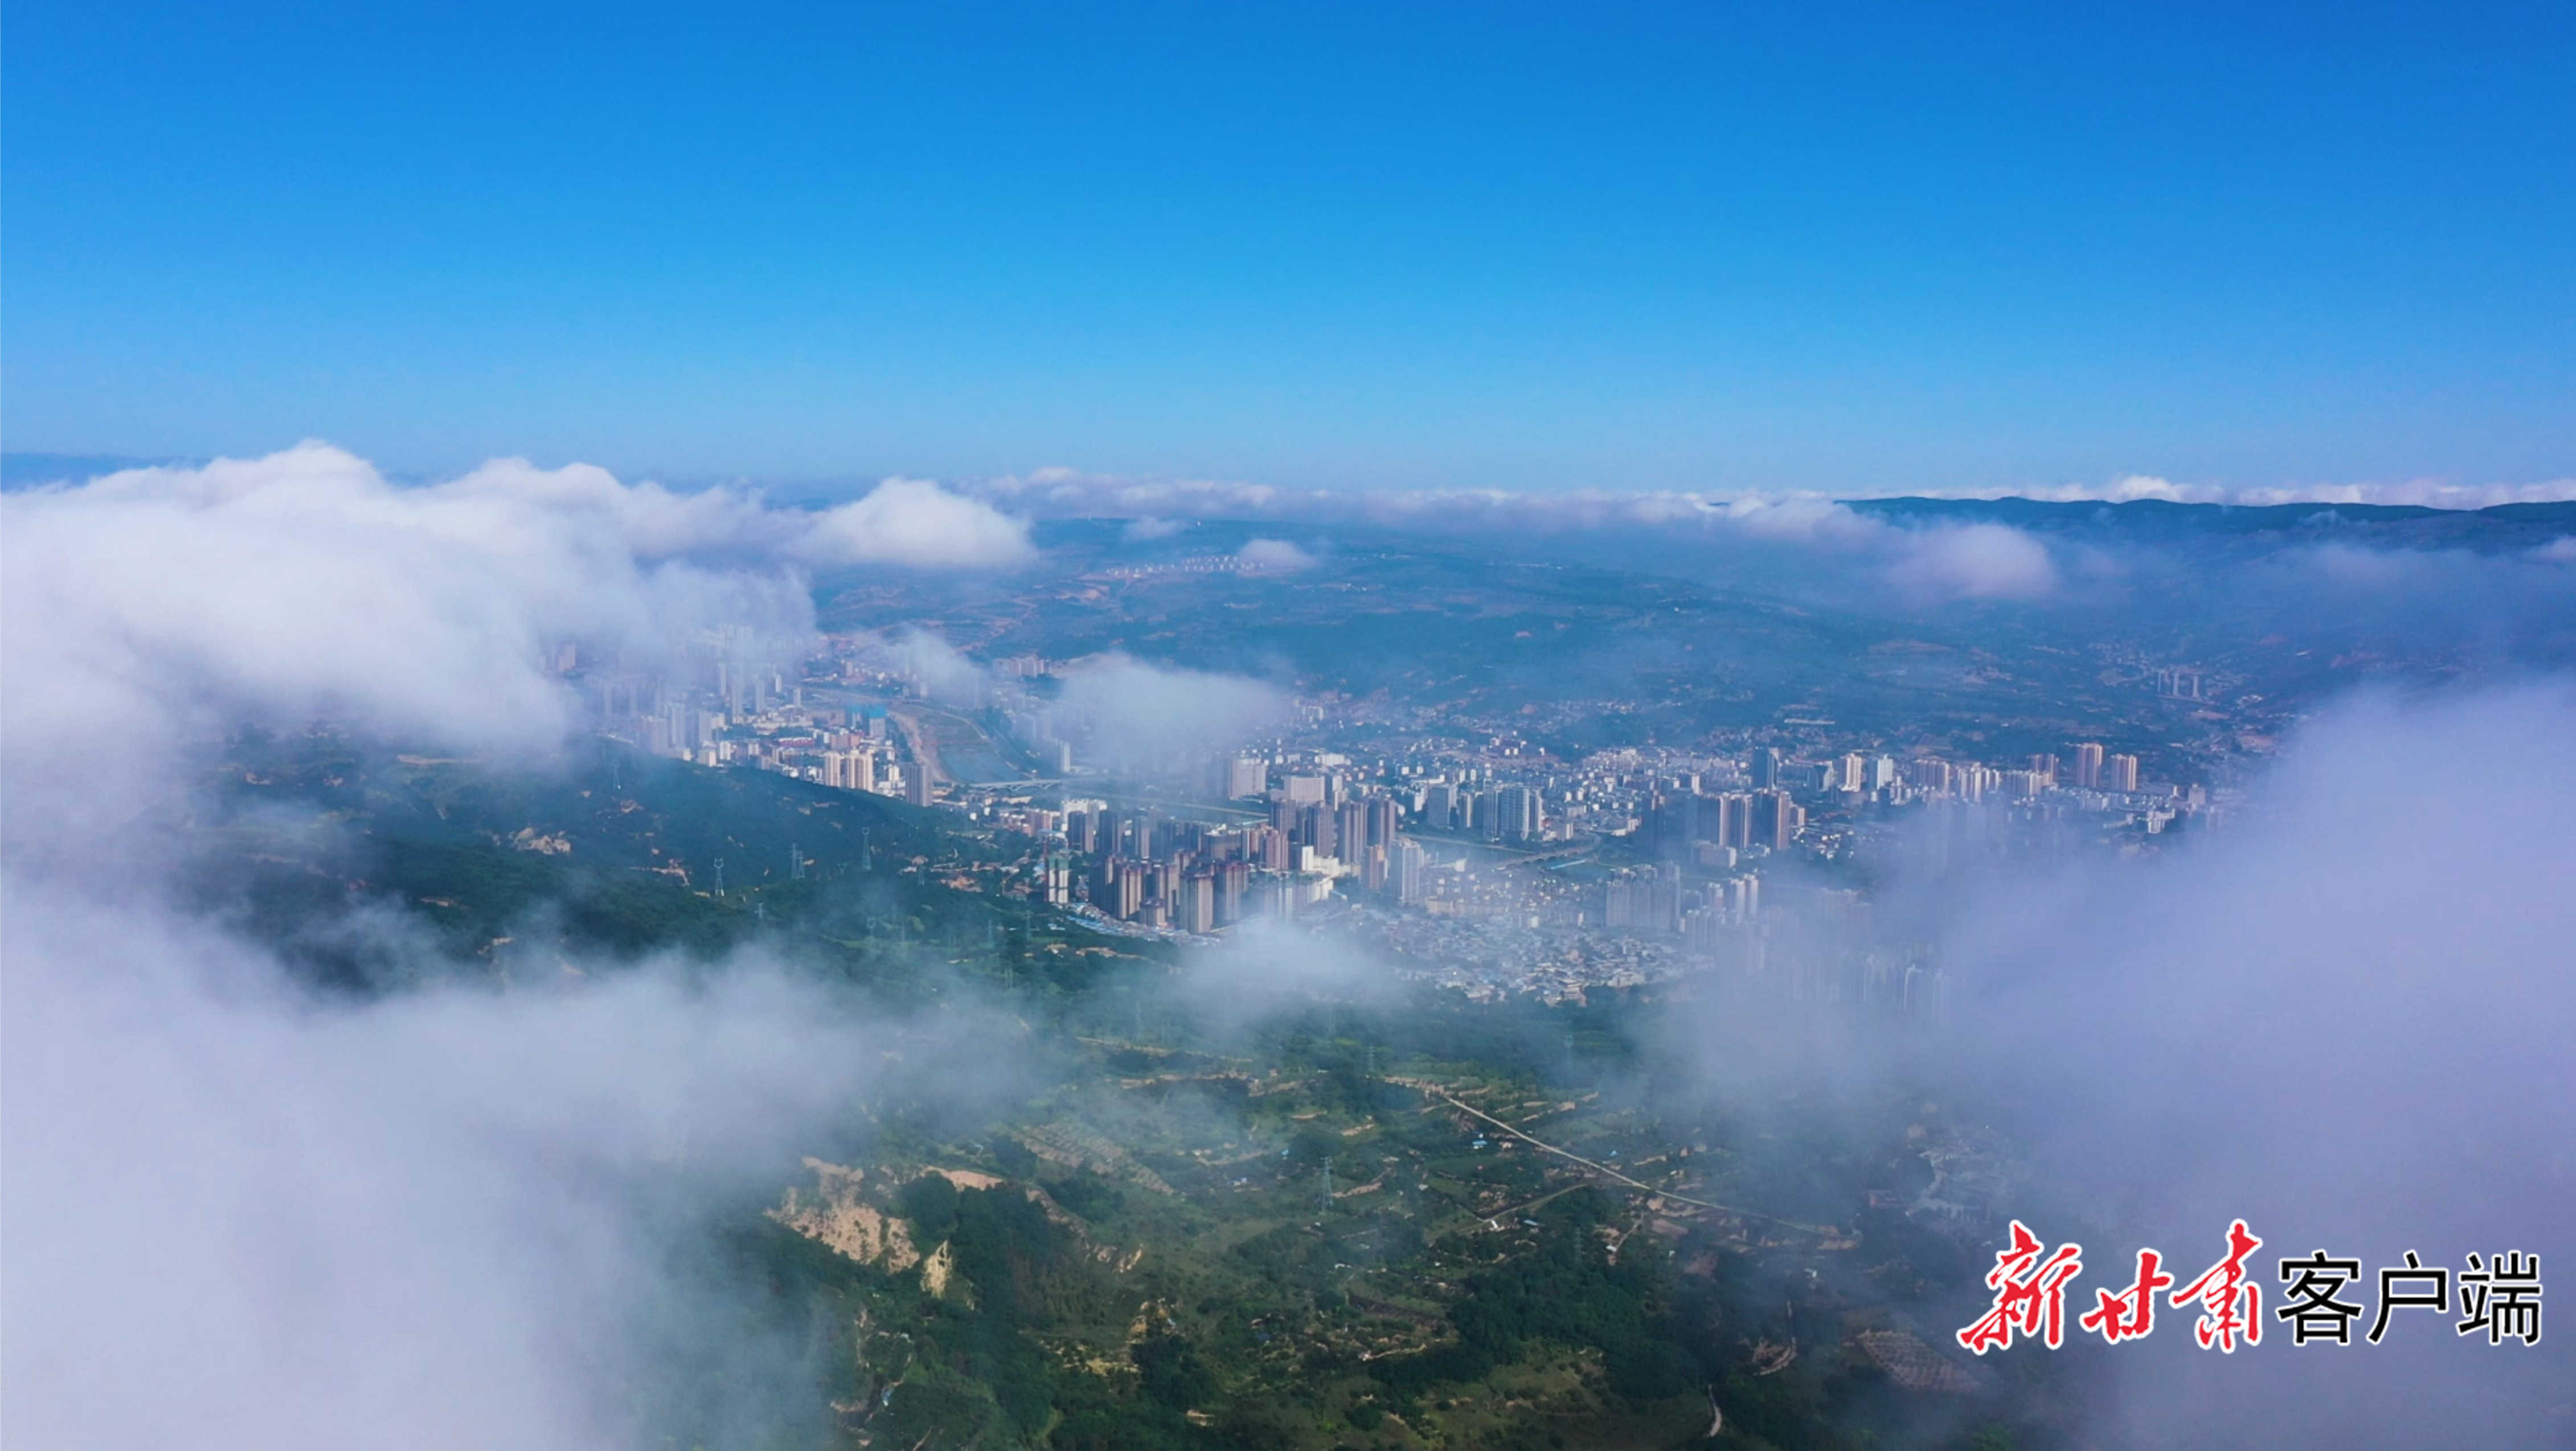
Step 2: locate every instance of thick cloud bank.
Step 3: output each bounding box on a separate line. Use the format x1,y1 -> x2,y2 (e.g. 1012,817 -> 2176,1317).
1948,686 -> 2576,1443
0,443 -> 1037,1449
0,443 -> 1030,836
1977,688 -> 2576,1213
1635,685 -> 2576,1442
0,896 -> 929,1450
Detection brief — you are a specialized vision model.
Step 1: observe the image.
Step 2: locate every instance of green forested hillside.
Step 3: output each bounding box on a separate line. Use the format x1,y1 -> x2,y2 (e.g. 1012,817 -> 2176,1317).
173,727 -> 2095,1450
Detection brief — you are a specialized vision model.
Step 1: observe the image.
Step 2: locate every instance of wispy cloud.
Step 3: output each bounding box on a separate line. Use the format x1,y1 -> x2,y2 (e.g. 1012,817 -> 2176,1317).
992,469 -> 2065,600
1885,521 -> 2060,600
1051,651 -> 1288,769
990,464 -> 2576,521
1922,473 -> 2576,509
1,883 -> 1010,1450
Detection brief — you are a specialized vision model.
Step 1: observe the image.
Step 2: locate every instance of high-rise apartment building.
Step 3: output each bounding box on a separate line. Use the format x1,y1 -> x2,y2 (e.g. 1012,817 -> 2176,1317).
1300,803 -> 1337,857
822,749 -> 874,792
1651,794 -> 1693,856
1494,785 -> 1539,842
1422,782 -> 1457,831
2107,753 -> 2140,792
2074,742 -> 2105,789
1225,755 -> 1268,799
1337,801 -> 1368,860
1179,873 -> 1215,934
1252,825 -> 1291,872
1215,860 -> 1249,925
1752,746 -> 1780,789
1394,839 -> 1428,904
1365,795 -> 1399,850
1654,791 -> 1746,854
1751,789 -> 1801,849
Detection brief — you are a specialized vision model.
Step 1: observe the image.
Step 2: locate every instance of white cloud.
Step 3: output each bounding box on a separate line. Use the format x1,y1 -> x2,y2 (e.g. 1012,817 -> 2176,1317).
1051,652 -> 1287,769
0,445 -> 1034,837
0,443 -> 1043,1448
2006,473 -> 2212,503
1235,537 -> 1318,573
1638,684 -> 2576,1444
832,632 -> 1287,769
887,627 -> 992,705
2228,477 -> 2576,509
989,468 -> 1285,521
0,883 -> 990,1451
1176,918 -> 1402,1024
1946,473 -> 2576,509
1710,493 -> 1883,544
968,463 -> 2576,525
973,468 -> 2071,599
1961,686 -> 2576,1442
1886,522 -> 2061,600
793,476 -> 1034,568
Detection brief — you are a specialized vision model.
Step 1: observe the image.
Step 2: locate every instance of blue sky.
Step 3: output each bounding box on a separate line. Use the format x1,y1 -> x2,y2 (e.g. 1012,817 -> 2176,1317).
5,2 -> 2570,495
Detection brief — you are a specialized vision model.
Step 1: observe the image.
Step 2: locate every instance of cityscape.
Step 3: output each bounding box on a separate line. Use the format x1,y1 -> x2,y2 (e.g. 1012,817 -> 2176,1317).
7,7 -> 2571,1451
74,493 -> 2547,1451
597,623 -> 2217,1016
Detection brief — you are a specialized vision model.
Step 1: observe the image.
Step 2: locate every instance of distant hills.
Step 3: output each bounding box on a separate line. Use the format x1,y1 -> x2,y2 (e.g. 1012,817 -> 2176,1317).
1849,494 -> 2576,544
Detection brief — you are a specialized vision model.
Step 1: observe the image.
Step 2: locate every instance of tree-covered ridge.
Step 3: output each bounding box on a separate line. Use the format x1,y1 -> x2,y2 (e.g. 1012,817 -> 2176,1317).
176,730 -> 2099,1450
